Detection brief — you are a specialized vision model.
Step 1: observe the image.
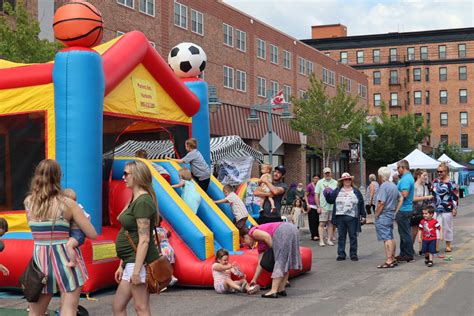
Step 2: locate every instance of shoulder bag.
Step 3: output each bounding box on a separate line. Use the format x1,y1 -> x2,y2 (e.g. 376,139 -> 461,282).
260,248 -> 275,272
19,219 -> 55,302
126,225 -> 173,294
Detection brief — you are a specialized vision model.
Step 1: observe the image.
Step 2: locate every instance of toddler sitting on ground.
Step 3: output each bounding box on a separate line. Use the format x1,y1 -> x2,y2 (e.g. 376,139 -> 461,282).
212,249 -> 248,294
63,188 -> 90,268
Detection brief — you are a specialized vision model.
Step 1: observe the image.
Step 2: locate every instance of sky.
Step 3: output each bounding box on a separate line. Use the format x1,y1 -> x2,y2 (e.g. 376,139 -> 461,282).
224,0 -> 474,39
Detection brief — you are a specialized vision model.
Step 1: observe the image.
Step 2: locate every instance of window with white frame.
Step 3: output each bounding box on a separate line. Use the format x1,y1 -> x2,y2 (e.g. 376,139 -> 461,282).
270,81 -> 279,97
223,24 -> 233,47
459,89 -> 467,103
270,45 -> 278,64
373,71 -> 381,84
374,93 -> 381,106
413,68 -> 421,81
459,66 -> 467,80
118,0 -> 134,9
236,70 -> 246,92
440,90 -> 448,104
373,49 -> 380,63
329,70 -> 335,86
306,61 -> 313,75
139,0 -> 154,16
257,77 -> 266,97
356,50 -> 364,64
340,51 -> 348,64
340,76 -> 351,92
390,92 -> 398,106
283,85 -> 291,102
174,1 -> 187,29
439,67 -> 447,81
298,89 -> 307,99
191,9 -> 203,35
420,46 -> 428,60
322,68 -> 329,84
298,57 -> 306,75
460,112 -> 468,125
458,44 -> 466,58
358,84 -> 367,99
257,39 -> 266,59
223,66 -> 234,89
283,50 -> 291,69
438,45 -> 446,59
414,91 -> 422,104
235,29 -> 246,52
407,47 -> 415,61
440,112 -> 448,126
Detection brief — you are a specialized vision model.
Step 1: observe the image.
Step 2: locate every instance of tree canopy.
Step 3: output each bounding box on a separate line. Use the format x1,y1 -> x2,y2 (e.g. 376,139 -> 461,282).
290,75 -> 367,167
0,1 -> 61,63
362,103 -> 431,165
436,143 -> 473,163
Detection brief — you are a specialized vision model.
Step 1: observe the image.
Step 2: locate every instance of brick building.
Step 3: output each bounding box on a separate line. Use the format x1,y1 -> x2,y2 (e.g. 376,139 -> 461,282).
11,1 -> 368,184
303,25 -> 474,152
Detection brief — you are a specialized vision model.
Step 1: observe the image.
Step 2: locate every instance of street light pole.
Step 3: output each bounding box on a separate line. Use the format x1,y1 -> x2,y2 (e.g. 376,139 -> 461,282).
268,107 -> 273,165
359,133 -> 364,192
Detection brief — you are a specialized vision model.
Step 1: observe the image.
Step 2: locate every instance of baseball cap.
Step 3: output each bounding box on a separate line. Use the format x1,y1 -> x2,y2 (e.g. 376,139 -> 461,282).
274,165 -> 286,175
323,167 -> 331,174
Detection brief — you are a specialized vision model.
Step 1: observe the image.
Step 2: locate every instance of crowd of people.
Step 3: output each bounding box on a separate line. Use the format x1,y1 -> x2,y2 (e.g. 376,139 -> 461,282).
0,138 -> 461,313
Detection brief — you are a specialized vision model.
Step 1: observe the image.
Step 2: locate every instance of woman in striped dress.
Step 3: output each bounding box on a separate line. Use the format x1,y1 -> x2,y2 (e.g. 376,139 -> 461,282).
24,159 -> 97,316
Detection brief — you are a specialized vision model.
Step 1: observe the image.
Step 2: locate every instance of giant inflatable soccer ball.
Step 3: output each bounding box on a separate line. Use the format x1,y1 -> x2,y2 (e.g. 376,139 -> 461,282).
168,42 -> 207,78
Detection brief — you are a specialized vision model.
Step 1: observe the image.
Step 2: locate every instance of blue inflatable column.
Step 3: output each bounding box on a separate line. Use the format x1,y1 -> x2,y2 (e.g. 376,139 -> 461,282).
185,80 -> 211,165
53,49 -> 105,234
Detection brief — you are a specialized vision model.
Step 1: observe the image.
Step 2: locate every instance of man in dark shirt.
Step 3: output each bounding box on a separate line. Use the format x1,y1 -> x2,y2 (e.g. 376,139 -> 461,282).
254,165 -> 289,224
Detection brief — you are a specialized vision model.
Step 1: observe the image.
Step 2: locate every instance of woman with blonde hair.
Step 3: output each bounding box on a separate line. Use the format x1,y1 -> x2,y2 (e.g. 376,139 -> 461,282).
113,160 -> 159,316
24,159 -> 97,316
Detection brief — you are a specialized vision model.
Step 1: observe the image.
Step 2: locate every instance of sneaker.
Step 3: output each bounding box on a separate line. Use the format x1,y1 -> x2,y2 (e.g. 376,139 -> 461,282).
169,276 -> 178,286
336,256 -> 346,261
406,257 -> 415,263
427,261 -> 433,267
319,241 -> 326,247
350,256 -> 359,261
327,240 -> 335,246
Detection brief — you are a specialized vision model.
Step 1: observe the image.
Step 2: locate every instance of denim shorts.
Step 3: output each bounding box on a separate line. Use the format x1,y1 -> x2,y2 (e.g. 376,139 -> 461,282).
70,229 -> 86,246
375,214 -> 394,241
421,239 -> 437,255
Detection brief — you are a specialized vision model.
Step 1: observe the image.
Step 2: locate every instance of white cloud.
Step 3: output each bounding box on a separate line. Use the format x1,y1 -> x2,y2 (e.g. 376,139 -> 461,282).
224,0 -> 473,38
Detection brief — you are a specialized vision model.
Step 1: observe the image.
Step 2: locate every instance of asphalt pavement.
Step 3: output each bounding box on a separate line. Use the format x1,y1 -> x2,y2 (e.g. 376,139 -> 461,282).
1,195 -> 473,316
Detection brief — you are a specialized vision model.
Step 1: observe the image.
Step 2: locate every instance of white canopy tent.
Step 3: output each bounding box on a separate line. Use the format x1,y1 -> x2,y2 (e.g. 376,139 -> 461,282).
437,154 -> 466,170
387,149 -> 441,170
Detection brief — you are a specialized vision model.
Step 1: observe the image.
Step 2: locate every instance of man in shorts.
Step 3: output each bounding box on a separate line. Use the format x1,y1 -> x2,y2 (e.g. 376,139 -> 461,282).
315,167 -> 338,247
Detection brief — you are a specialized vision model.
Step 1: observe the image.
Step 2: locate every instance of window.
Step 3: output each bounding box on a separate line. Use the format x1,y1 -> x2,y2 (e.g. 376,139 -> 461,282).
270,45 -> 278,64
324,52 -> 330,57
413,68 -> 421,81
373,49 -> 380,63
323,68 -> 329,84
139,0 -> 154,16
223,66 -> 234,89
425,68 -> 430,81
174,1 -> 187,29
459,89 -> 467,103
257,77 -> 266,97
358,84 -> 367,99
440,135 -> 448,144
257,39 -> 266,59
414,91 -> 422,105
461,134 -> 468,148
329,70 -> 335,86
439,67 -> 447,81
236,70 -> 246,92
340,51 -> 348,64
459,66 -> 467,80
270,81 -> 279,97
407,47 -> 415,61
415,113 -> 422,121
460,112 -> 468,125
426,113 -> 431,125
420,46 -> 428,60
306,61 -> 313,75
458,44 -> 466,58
235,29 -> 246,52
373,71 -> 381,85
356,50 -> 364,64
407,92 -> 410,105
438,45 -> 446,59
283,50 -> 291,69
374,93 -> 381,107
298,57 -> 306,75
283,85 -> 291,102
426,91 -> 430,105
390,92 -> 398,106
340,76 -> 351,92
440,90 -> 447,104
440,112 -> 448,126
191,9 -> 203,35
298,89 -> 307,99
390,70 -> 398,84
118,0 -> 134,9
389,48 -> 397,62
223,24 -> 233,47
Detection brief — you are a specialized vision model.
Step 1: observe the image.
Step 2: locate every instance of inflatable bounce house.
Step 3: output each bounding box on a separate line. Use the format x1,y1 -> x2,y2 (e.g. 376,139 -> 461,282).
0,2 -> 311,293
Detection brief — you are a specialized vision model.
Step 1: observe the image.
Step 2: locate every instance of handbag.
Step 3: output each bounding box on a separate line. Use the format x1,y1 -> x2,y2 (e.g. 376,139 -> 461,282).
126,226 -> 173,294
19,219 -> 55,302
260,248 -> 275,272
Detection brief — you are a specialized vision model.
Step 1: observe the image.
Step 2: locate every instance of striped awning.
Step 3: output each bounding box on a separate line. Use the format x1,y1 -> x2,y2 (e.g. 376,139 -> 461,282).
109,136 -> 263,164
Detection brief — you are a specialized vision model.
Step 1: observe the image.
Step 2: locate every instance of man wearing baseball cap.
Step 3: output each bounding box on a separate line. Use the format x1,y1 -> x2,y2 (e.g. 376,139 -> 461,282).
314,167 -> 338,247
254,165 -> 289,224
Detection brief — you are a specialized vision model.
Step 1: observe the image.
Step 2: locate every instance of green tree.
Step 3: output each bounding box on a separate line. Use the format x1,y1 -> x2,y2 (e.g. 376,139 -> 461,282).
290,75 -> 367,167
0,1 -> 61,63
363,103 -> 431,165
436,142 -> 473,163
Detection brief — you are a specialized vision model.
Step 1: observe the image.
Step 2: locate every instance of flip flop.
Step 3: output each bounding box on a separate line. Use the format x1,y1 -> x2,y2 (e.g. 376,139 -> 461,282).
444,256 -> 453,262
377,262 -> 395,269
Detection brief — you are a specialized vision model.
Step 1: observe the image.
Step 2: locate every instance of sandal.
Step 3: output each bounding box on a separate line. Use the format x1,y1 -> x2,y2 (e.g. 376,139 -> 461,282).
240,281 -> 248,293
427,261 -> 433,267
377,262 -> 395,269
445,248 -> 452,253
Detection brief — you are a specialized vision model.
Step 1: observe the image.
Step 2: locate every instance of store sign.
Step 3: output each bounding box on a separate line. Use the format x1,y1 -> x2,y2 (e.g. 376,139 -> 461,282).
349,143 -> 360,163
132,77 -> 159,114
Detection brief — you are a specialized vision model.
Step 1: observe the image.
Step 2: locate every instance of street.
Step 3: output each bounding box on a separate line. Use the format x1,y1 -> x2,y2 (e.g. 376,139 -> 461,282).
1,195 -> 473,316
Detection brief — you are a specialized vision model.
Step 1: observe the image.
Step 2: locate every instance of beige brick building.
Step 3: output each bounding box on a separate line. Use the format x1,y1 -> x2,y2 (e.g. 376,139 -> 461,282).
303,25 -> 474,152
14,1 -> 368,184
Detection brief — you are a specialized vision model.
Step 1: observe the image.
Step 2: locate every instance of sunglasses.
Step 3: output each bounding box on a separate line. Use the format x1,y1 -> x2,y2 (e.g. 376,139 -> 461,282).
437,170 -> 445,173
123,171 -> 132,177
